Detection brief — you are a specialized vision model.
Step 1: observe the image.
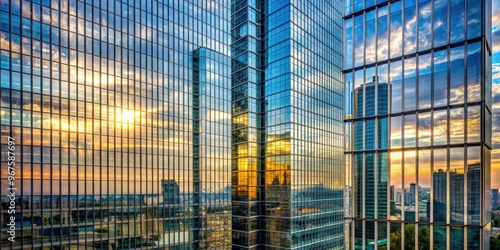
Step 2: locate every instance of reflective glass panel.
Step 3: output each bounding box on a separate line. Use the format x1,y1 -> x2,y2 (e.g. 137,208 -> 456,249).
450,46 -> 465,104
418,150 -> 431,222
433,0 -> 448,47
467,42 -> 481,102
450,147 -> 465,224
390,152 -> 402,220
403,0 -> 417,54
433,49 -> 448,107
433,110 -> 447,146
418,1 -> 431,51
433,148 -> 448,223
390,60 -> 402,113
418,53 -> 431,109
404,57 -> 416,111
389,2 -> 402,58
377,6 -> 388,61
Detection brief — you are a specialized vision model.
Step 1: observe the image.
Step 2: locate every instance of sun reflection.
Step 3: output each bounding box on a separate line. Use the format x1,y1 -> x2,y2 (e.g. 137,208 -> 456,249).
116,109 -> 136,123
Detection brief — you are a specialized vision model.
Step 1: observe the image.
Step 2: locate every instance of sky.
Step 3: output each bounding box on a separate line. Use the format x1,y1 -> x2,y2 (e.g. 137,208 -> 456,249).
491,0 -> 500,189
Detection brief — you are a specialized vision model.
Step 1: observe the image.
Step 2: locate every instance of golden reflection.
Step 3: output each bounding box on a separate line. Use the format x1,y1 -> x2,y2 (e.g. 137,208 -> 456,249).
404,151 -> 416,188
390,151 -> 402,187
116,109 -> 137,123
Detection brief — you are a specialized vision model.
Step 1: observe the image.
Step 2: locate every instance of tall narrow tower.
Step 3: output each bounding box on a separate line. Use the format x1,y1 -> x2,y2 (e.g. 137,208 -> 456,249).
231,0 -> 345,248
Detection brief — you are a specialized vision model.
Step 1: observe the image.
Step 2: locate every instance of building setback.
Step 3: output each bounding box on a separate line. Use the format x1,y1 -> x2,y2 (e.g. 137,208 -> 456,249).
344,0 -> 492,249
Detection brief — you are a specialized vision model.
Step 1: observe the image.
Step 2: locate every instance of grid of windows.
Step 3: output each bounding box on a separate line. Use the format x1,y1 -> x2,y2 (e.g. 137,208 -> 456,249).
231,0 -> 344,249
344,0 -> 492,249
0,0 -> 231,249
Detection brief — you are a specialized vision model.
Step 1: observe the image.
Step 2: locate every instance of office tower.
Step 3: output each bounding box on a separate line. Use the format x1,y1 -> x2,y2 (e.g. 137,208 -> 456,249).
409,183 -> 416,205
344,0 -> 492,249
0,0 -> 231,249
492,189 -> 499,209
230,0 -> 344,249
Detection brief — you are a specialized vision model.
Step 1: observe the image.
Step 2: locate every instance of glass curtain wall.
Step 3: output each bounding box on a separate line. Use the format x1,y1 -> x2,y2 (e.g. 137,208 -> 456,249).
344,0 -> 492,249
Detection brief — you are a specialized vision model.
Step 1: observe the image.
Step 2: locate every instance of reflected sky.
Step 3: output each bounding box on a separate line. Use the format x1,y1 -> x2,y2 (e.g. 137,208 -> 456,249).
491,2 -> 500,189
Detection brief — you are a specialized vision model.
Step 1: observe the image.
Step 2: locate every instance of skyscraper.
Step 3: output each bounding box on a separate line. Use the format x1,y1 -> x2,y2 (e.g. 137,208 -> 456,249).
0,0 -> 232,249
230,0 -> 345,248
344,0 -> 492,249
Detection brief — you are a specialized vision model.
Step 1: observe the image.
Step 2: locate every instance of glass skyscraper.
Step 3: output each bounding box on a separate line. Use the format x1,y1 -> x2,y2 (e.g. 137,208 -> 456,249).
344,0 -> 492,249
231,0 -> 344,249
0,0 -> 232,249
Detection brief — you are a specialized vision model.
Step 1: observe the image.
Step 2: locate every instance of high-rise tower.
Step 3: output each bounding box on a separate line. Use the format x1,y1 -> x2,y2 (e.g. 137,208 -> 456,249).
344,0 -> 492,249
231,0 -> 345,248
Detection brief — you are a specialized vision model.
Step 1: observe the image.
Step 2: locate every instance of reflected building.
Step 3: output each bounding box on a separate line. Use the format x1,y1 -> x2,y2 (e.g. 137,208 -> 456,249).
230,0 -> 344,249
493,189 -> 499,209
344,0 -> 492,249
0,0 -> 232,249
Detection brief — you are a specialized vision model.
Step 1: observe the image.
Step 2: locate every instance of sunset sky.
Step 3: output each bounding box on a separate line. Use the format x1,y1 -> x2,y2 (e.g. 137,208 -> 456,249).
491,1 -> 500,189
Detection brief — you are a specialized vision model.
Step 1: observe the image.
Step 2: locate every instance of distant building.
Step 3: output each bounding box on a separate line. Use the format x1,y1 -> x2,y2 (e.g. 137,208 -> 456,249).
492,189 -> 499,209
409,183 -> 417,205
433,169 -> 447,223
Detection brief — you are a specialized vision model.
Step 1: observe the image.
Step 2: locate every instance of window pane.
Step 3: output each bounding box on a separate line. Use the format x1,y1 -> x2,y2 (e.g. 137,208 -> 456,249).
390,152 -> 402,220
366,10 -> 376,64
467,42 -> 481,102
404,114 -> 416,147
346,18 -> 353,69
377,64 -> 389,115
418,53 -> 431,109
377,6 -> 388,61
450,107 -> 465,144
450,0 -> 465,43
366,119 -> 375,150
433,225 -> 447,249
403,0 -> 417,54
378,118 -> 388,149
433,0 -> 448,47
390,2 -> 402,58
390,116 -> 402,148
390,60 -> 402,113
404,57 -> 416,111
365,66 -> 376,116
467,146 -> 480,225
450,147 -> 465,224
433,148 -> 447,223
434,50 -> 448,107
466,0 -> 481,39
378,153 -> 388,219
404,150 -> 416,222
418,150 -> 431,222
354,15 -> 364,67
366,153 -> 375,218
433,110 -> 447,146
418,1 -> 431,51
354,154 -> 363,218
450,46 -> 465,104
418,225 -> 431,249
467,105 -> 480,143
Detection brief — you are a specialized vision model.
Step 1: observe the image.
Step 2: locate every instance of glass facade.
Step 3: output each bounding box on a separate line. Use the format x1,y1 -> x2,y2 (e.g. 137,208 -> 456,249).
344,0 -> 492,249
231,0 -> 344,249
0,0 -> 232,249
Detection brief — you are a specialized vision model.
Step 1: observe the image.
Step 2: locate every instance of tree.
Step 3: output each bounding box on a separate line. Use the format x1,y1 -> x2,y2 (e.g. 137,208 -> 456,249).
389,224 -> 430,250
491,235 -> 500,250
418,226 -> 431,250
